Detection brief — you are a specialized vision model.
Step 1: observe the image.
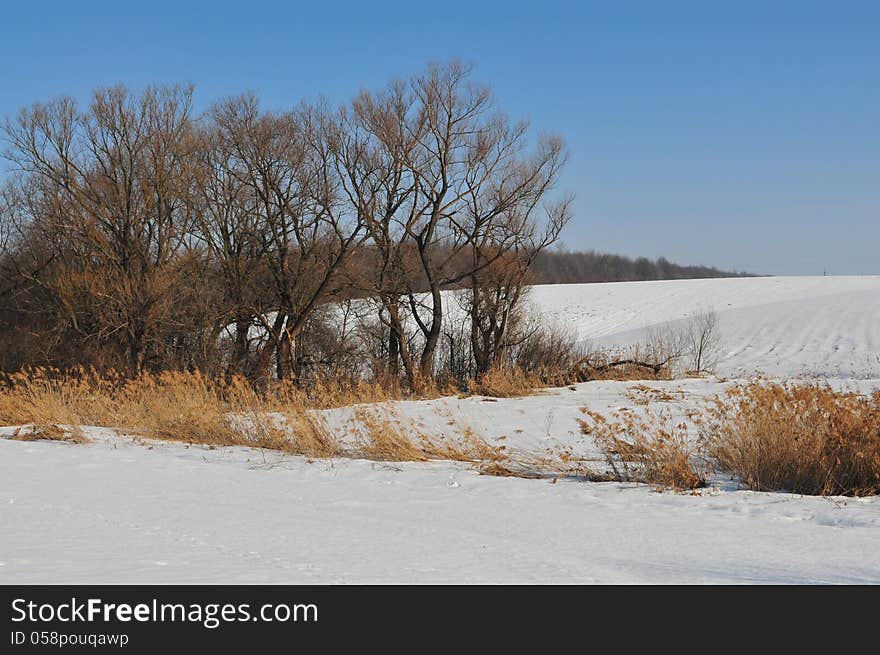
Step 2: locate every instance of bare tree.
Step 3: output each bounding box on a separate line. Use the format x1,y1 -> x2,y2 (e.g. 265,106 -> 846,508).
685,309 -> 721,374
332,61 -> 571,388
198,98 -> 367,381
329,79 -> 423,384
460,132 -> 572,377
3,85 -> 199,373
193,96 -> 266,377
0,182 -> 19,299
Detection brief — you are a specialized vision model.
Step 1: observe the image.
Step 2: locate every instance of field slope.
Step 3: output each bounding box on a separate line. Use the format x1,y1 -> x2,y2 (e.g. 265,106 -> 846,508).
529,275 -> 880,378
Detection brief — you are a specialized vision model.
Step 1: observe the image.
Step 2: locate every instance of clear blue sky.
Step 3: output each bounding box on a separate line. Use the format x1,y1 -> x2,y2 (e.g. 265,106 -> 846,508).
2,0 -> 877,275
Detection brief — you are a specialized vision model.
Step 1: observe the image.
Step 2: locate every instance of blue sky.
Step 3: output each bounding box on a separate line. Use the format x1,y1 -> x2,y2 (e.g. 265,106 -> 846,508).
2,1 -> 877,275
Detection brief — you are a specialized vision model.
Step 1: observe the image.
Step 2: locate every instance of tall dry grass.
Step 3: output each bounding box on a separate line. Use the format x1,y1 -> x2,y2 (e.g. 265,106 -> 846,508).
700,382 -> 880,496
9,424 -> 90,444
0,368 -> 300,451
0,368 -> 509,467
580,381 -> 880,496
28,369 -> 877,495
579,407 -> 706,491
0,368 -> 121,427
349,406 -> 509,464
467,364 -> 543,398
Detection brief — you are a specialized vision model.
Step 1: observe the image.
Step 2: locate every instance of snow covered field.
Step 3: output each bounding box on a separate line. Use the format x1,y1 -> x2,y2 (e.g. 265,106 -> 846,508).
531,275 -> 880,379
2,276 -> 880,583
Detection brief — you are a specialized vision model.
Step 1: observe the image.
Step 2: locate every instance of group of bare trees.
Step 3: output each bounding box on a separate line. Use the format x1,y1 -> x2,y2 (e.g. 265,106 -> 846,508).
0,62 -> 570,388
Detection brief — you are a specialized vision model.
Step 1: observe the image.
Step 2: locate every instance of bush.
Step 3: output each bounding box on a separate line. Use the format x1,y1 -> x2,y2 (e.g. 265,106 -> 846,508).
512,324 -> 587,385
701,382 -> 880,496
684,309 -> 720,374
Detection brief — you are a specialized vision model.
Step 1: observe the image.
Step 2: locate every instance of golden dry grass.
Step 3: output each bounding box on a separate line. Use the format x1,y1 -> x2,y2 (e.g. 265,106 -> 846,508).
0,368 -> 119,427
9,424 -> 90,444
579,382 -> 880,496
700,382 -> 880,496
281,408 -> 342,458
351,406 -> 431,462
0,368 -> 326,454
0,368 -> 508,468
579,407 -> 706,491
479,445 -> 597,480
468,365 -> 543,398
25,367 -> 866,495
625,384 -> 684,406
289,376 -> 404,409
348,406 -> 509,464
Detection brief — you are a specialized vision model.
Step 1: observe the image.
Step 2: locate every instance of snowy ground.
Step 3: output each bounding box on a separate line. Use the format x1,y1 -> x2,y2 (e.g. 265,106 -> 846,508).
530,275 -> 880,378
2,276 -> 880,583
3,429 -> 879,584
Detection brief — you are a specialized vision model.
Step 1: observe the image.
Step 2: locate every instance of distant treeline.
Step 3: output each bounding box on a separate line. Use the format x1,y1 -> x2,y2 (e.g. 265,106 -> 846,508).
531,250 -> 752,284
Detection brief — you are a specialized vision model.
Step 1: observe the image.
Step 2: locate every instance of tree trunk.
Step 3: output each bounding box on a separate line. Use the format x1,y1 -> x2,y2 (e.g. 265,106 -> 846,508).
388,326 -> 400,377
233,315 -> 250,376
418,286 -> 443,380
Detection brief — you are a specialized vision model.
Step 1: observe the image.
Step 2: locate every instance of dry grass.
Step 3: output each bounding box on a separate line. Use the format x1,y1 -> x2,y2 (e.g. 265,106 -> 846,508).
0,367 -> 702,488
351,406 -> 431,461
9,424 -> 90,444
282,408 -> 342,458
290,376 -> 404,409
0,368 -> 316,454
700,382 -> 880,496
32,368 -> 880,499
579,382 -> 880,496
579,407 -> 706,491
349,407 -> 508,464
480,444 -> 597,480
120,372 -> 252,445
0,368 -> 507,468
468,364 -> 543,398
0,317 -> 707,456
626,384 -> 684,405
0,368 -> 119,427
436,422 -> 509,464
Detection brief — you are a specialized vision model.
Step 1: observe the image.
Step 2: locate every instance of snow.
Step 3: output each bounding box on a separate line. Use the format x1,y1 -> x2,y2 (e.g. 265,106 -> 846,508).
2,275 -> 880,583
527,275 -> 880,378
2,429 -> 879,584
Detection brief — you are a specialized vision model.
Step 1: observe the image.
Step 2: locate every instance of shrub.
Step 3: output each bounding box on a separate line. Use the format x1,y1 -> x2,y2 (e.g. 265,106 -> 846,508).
700,382 -> 880,496
509,324 -> 586,385
684,309 -> 720,374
